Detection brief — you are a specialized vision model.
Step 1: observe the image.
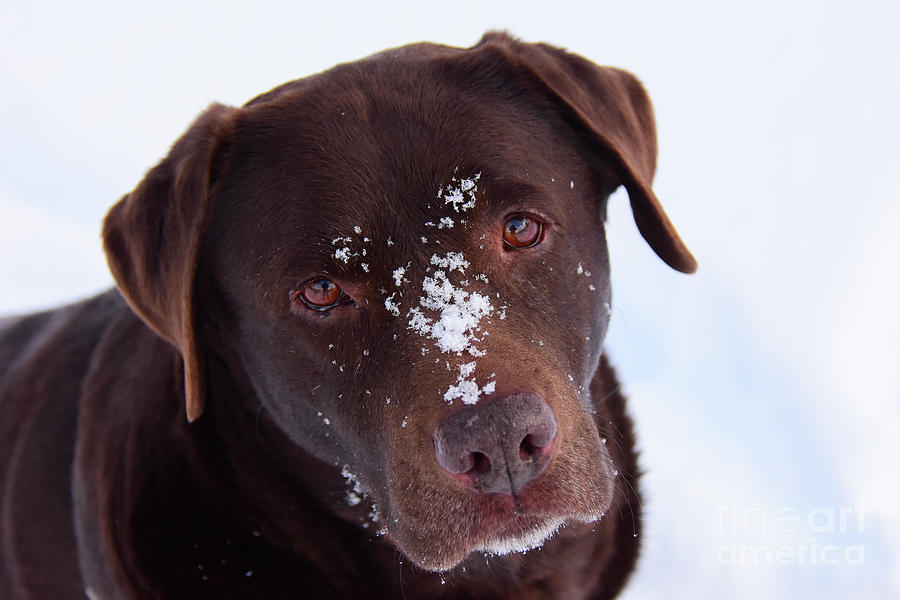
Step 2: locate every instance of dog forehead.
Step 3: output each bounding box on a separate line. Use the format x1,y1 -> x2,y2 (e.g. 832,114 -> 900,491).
217,86 -> 573,241
229,45 -> 585,188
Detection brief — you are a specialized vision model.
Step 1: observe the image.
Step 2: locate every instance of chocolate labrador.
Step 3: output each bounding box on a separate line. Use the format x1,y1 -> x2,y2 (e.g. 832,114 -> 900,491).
0,32 -> 696,599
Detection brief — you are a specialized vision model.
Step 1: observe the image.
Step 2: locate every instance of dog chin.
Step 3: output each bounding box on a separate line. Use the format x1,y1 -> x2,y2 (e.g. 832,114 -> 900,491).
474,516 -> 568,556
397,512 -> 603,573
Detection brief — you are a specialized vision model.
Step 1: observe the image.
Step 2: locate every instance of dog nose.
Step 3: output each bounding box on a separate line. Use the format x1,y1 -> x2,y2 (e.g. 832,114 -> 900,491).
433,393 -> 558,496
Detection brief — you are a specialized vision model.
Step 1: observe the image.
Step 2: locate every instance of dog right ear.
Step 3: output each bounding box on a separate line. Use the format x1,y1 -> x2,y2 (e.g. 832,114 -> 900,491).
102,103 -> 236,423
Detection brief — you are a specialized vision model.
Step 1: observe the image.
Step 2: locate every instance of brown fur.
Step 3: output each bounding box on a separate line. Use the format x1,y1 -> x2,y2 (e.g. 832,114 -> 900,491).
0,32 -> 694,599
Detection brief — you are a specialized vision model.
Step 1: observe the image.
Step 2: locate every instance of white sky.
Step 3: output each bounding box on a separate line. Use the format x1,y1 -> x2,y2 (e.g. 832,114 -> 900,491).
2,1 -> 898,597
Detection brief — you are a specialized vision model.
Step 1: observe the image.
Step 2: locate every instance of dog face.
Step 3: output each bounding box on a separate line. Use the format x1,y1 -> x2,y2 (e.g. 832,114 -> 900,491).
201,86 -> 619,570
102,33 -> 695,572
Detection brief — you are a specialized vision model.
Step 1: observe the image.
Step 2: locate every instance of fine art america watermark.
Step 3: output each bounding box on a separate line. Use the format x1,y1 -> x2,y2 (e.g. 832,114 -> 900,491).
716,498 -> 867,567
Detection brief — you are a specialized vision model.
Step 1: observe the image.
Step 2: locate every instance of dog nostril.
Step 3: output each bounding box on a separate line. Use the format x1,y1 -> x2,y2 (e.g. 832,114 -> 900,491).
520,434 -> 540,461
466,452 -> 491,475
520,426 -> 556,459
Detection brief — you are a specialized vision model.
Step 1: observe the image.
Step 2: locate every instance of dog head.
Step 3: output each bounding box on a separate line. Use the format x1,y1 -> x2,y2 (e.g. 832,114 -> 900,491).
103,33 -> 694,572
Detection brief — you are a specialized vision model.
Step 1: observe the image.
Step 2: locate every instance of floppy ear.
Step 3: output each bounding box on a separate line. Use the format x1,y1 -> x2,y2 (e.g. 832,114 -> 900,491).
479,33 -> 697,274
103,103 -> 236,422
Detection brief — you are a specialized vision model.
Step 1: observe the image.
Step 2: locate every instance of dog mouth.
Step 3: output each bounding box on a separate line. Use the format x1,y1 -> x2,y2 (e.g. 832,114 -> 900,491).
465,490 -> 606,557
377,460 -> 612,572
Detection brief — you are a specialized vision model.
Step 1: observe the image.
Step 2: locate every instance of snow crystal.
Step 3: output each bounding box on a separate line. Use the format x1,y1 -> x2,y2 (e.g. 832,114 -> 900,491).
384,293 -> 400,316
444,378 -> 482,405
438,171 -> 481,212
406,251 -> 497,404
576,263 -> 594,289
458,361 -> 476,379
386,237 -> 394,246
407,269 -> 492,354
425,217 -> 455,229
334,247 -> 352,263
444,367 -> 495,404
361,263 -> 369,272
353,225 -> 362,234
393,265 -> 407,287
341,465 -> 364,507
429,252 -> 469,273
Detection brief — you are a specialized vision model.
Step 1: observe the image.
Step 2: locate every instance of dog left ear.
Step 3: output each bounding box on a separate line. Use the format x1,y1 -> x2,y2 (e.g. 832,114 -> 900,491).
480,33 -> 697,274
103,103 -> 237,422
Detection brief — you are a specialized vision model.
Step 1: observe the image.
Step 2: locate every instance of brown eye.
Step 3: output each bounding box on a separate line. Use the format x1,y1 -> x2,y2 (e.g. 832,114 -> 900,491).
294,278 -> 346,311
503,215 -> 542,249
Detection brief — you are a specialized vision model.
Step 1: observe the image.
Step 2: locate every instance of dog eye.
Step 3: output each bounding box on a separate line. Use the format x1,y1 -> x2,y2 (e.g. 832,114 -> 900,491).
293,278 -> 347,311
503,214 -> 543,249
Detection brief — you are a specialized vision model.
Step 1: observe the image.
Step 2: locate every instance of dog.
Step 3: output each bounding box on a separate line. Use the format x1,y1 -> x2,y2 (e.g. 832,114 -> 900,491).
0,32 -> 696,599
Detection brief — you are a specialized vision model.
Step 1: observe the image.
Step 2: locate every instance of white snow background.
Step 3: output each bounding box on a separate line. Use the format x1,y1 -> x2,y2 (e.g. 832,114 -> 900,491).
1,1 -> 898,597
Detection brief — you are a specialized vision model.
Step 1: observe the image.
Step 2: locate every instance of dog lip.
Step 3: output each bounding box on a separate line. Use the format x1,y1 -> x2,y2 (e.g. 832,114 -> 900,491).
388,503 -> 582,572
472,514 -> 568,556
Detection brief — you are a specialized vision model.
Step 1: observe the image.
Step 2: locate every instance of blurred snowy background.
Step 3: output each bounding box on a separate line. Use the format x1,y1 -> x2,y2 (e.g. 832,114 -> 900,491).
1,1 -> 897,597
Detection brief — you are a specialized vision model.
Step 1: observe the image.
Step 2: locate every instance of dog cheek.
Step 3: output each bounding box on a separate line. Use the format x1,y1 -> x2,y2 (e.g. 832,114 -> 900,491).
550,400 -> 616,505
563,266 -> 612,383
233,336 -> 361,464
379,458 -> 475,571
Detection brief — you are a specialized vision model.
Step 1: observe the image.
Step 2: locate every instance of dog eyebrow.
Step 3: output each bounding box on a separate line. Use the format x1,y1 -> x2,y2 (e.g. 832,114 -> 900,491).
481,180 -> 548,210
